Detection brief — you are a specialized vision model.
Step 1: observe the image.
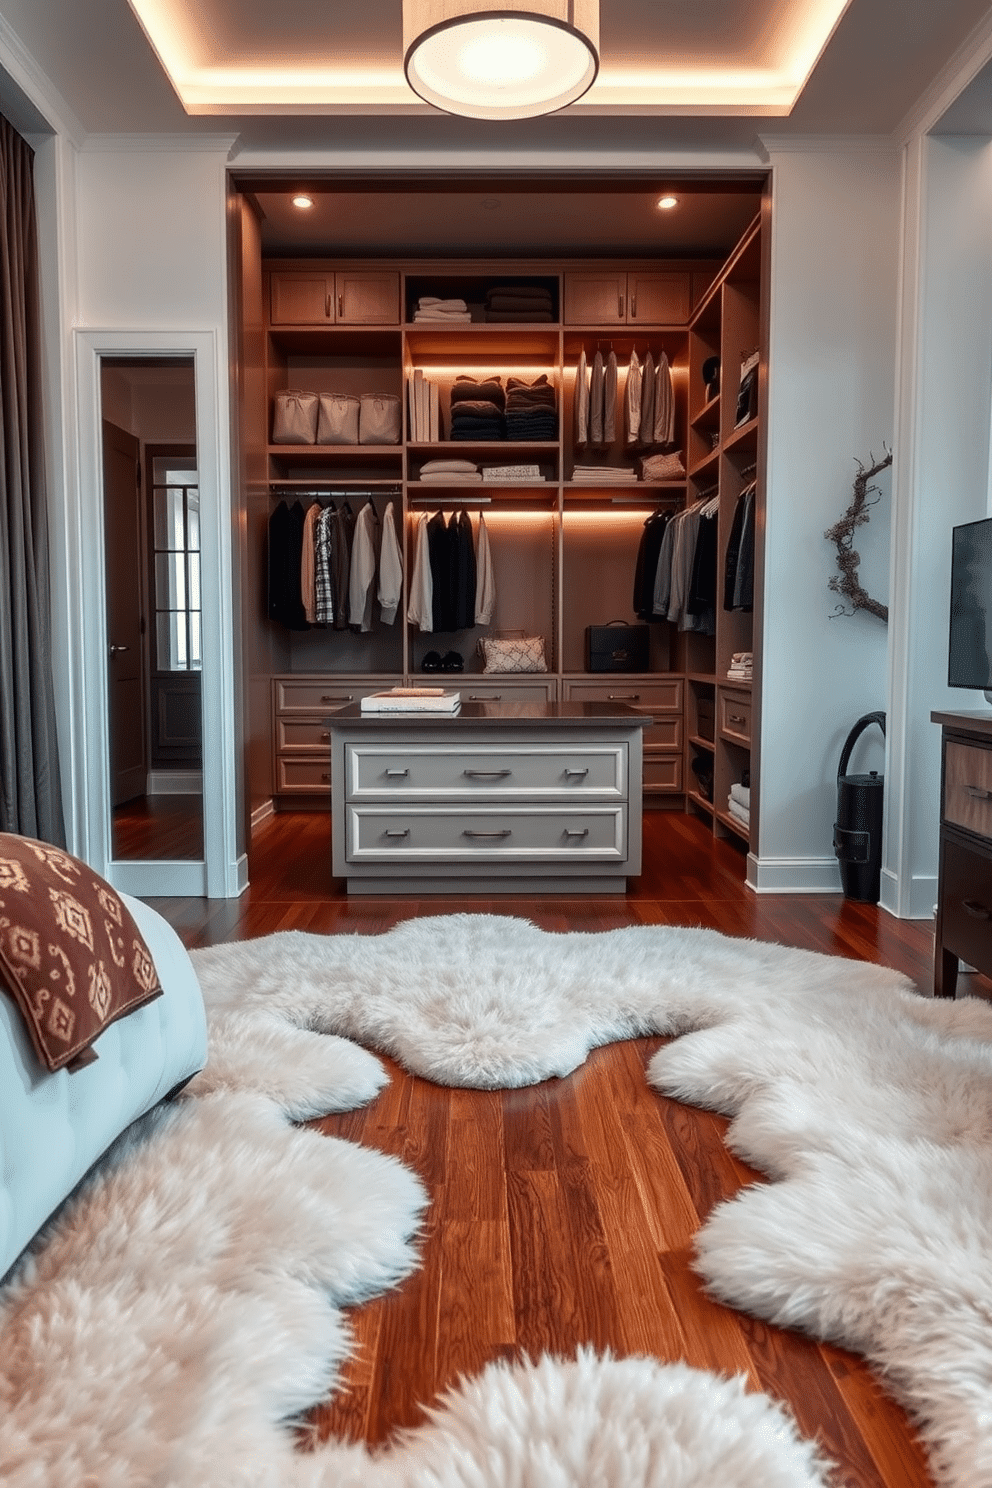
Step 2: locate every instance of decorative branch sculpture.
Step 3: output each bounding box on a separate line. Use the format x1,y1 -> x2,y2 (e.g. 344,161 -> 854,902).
824,448 -> 893,622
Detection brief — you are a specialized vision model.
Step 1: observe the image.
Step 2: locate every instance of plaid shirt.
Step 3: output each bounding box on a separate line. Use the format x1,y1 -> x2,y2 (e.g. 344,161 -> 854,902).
314,505 -> 335,625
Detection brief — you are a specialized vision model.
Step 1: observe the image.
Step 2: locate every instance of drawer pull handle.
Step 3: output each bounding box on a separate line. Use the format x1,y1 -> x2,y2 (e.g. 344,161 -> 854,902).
564,768 -> 589,777
463,769 -> 512,778
728,714 -> 747,726
462,829 -> 512,839
963,898 -> 992,920
385,768 -> 409,778
320,731 -> 330,741
563,828 -> 590,838
320,694 -> 353,702
966,785 -> 992,800
608,693 -> 640,701
321,772 -> 330,782
384,828 -> 410,838
469,693 -> 499,700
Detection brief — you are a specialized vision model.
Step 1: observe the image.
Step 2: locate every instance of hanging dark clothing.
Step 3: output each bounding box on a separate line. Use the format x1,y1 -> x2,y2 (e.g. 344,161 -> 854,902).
633,509 -> 672,620
724,484 -> 755,613
686,508 -> 719,615
453,510 -> 477,630
332,503 -> 355,631
267,500 -> 310,630
427,510 -> 454,632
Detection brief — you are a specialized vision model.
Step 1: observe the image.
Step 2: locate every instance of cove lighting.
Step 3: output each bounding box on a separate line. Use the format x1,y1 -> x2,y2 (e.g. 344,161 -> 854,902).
402,1 -> 599,120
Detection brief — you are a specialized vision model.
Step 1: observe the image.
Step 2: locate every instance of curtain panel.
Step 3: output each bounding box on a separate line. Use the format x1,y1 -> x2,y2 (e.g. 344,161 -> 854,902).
0,113 -> 64,845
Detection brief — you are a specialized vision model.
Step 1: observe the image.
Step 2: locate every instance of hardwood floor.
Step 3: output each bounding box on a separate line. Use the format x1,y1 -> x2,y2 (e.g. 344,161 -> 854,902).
149,807 -> 943,1485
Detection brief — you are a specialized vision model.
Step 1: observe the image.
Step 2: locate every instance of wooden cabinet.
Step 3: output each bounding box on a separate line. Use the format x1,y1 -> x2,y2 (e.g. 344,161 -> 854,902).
563,678 -> 683,798
329,702 -> 647,894
270,269 -> 399,326
563,271 -> 690,326
271,677 -> 389,805
932,711 -> 992,997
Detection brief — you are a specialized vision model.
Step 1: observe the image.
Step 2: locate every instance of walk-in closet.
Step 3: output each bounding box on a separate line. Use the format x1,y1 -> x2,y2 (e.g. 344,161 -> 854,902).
229,177 -> 769,855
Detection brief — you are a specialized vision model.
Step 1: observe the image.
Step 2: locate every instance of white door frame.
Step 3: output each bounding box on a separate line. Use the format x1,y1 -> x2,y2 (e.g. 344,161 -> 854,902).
73,327 -> 245,898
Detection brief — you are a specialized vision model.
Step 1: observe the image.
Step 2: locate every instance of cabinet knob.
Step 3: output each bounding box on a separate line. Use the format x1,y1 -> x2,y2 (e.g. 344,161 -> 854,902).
321,772 -> 330,782
320,731 -> 330,741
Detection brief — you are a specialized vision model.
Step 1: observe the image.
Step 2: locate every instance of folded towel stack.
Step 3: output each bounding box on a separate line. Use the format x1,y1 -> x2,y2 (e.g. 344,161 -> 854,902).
484,285 -> 555,323
414,296 -> 471,323
727,651 -> 753,680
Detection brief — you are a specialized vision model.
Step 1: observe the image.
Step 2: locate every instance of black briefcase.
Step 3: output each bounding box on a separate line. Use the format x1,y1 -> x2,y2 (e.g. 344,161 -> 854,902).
586,621 -> 649,673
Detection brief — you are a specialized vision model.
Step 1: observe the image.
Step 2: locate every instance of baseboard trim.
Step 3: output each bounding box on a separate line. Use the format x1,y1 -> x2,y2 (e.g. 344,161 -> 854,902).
146,771 -> 203,795
250,798 -> 275,836
746,852 -> 844,894
109,860 -> 208,897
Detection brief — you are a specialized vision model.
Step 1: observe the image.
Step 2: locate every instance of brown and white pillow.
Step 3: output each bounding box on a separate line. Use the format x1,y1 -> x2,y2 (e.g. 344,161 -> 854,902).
481,635 -> 548,674
0,834 -> 162,1072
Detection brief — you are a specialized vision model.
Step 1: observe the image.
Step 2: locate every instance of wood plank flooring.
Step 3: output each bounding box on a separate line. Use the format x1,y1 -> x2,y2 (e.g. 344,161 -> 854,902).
149,807 -> 949,1485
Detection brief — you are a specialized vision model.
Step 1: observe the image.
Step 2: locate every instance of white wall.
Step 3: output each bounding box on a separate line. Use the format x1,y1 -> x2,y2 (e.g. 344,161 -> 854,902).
750,142 -> 902,892
884,132 -> 992,919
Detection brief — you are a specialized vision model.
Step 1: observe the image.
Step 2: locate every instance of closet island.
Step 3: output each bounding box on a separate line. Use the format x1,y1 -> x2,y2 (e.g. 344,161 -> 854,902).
328,700 -> 649,894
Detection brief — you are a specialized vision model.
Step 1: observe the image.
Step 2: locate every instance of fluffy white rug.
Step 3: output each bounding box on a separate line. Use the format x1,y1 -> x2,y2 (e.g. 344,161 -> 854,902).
188,912 -> 992,1488
0,914 -> 836,1487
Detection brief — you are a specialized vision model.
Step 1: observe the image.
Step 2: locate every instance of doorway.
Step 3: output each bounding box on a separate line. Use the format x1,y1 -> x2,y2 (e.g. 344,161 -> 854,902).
101,357 -> 204,861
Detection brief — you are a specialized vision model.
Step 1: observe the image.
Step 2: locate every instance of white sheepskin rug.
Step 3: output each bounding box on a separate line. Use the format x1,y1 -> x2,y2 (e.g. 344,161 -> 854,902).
0,913 -> 837,1487
185,912 -> 992,1488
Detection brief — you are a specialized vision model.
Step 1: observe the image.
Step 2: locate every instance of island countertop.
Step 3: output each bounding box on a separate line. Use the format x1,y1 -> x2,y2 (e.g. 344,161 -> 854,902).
327,699 -> 654,729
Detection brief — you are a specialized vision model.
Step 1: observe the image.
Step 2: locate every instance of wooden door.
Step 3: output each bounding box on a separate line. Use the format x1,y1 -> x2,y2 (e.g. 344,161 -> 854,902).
563,271 -> 626,326
102,420 -> 146,806
336,271 -> 400,325
269,270 -> 334,324
627,272 -> 690,324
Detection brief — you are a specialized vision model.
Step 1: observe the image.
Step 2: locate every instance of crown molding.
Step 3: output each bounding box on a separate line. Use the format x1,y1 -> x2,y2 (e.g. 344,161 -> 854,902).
896,6 -> 992,142
755,132 -> 899,156
80,132 -> 240,155
0,12 -> 85,146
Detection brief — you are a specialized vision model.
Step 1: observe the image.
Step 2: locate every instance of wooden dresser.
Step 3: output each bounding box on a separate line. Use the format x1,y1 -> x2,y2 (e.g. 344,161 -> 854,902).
932,709 -> 992,997
329,700 -> 649,895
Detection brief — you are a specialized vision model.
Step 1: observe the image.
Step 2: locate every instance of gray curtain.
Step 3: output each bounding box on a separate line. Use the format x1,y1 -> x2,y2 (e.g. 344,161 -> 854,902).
0,113 -> 64,845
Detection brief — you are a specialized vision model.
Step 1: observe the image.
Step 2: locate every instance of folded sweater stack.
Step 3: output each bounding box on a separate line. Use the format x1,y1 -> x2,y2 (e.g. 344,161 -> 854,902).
419,458 -> 482,484
484,285 -> 554,323
449,374 -> 505,441
505,374 -> 558,441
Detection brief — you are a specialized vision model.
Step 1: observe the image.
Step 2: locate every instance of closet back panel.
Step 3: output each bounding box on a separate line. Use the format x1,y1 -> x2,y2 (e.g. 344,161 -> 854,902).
560,513 -> 674,674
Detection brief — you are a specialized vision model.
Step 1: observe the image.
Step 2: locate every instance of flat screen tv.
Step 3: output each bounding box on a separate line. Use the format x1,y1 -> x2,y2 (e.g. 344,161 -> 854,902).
949,515 -> 992,701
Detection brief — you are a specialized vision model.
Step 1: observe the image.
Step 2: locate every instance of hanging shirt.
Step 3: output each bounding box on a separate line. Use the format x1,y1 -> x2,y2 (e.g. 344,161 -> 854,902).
475,511 -> 496,625
332,504 -> 354,632
407,512 -> 433,631
603,348 -> 618,445
314,505 -> 335,625
654,353 -> 675,445
575,347 -> 589,448
349,501 -> 379,632
377,501 -> 402,624
625,349 -> 642,446
639,351 -> 655,448
300,502 -> 319,623
589,349 -> 605,447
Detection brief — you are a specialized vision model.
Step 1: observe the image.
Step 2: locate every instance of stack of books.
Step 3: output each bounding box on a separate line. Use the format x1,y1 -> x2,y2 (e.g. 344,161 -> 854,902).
408,370 -> 440,442
360,687 -> 461,715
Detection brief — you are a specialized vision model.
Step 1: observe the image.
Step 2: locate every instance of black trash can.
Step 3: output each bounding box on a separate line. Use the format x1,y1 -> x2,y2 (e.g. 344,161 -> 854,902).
832,711 -> 885,903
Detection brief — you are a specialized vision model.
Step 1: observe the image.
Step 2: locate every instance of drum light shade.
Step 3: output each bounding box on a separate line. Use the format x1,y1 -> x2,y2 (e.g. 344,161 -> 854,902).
403,1 -> 599,120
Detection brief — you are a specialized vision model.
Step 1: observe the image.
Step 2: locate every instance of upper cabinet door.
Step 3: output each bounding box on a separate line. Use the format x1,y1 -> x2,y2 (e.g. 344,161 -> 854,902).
269,270 -> 400,326
563,271 -> 627,326
627,273 -> 690,325
336,271 -> 400,325
270,271 -> 335,325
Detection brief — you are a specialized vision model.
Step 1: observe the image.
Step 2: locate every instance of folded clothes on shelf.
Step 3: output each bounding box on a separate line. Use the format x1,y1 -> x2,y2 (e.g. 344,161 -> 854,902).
571,464 -> 640,483
727,796 -> 750,827
640,451 -> 686,481
730,782 -> 750,810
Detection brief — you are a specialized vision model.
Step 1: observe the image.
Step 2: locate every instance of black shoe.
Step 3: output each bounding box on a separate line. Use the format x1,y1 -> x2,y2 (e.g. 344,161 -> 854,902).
440,650 -> 464,672
422,650 -> 442,671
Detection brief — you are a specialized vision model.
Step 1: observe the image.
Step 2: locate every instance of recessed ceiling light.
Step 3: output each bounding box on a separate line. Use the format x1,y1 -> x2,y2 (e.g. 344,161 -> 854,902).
657,195 -> 678,211
292,194 -> 314,210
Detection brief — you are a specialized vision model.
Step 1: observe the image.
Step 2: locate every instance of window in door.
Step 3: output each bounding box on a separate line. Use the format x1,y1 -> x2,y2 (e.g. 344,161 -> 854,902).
152,454 -> 200,671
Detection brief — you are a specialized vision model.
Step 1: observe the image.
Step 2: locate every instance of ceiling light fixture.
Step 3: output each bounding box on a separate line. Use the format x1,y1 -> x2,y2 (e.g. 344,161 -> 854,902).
656,195 -> 678,210
402,1 -> 599,121
292,194 -> 314,209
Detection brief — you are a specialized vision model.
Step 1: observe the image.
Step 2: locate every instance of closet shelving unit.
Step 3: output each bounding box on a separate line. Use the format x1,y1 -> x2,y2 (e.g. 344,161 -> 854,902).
683,215 -> 764,847
261,233 -> 764,839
